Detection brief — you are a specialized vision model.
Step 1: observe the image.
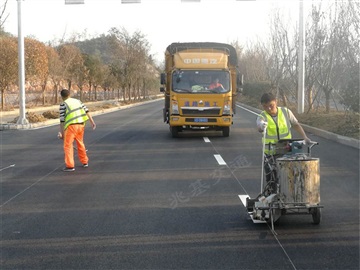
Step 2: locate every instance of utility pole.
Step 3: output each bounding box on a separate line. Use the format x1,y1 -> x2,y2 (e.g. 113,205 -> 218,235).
16,0 -> 28,125
297,0 -> 305,114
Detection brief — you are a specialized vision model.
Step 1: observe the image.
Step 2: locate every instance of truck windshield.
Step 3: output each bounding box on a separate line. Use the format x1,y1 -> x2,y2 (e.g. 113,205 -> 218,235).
172,70 -> 230,93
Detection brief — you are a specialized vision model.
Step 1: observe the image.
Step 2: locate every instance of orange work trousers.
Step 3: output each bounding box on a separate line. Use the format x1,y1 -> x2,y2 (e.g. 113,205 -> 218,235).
64,124 -> 88,168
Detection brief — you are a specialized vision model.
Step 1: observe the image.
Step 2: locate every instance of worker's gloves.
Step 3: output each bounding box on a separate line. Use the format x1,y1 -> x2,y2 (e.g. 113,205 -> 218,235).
304,137 -> 311,145
261,122 -> 268,131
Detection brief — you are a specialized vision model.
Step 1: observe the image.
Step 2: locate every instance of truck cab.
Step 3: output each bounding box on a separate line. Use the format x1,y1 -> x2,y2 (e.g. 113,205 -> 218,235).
161,42 -> 242,137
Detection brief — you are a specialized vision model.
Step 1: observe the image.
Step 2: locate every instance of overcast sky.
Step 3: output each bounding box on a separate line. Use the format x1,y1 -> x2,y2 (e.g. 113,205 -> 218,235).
3,0 -> 305,63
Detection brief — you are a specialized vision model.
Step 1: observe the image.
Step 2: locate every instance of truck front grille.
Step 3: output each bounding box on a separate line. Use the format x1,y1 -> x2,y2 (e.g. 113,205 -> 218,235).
181,107 -> 221,116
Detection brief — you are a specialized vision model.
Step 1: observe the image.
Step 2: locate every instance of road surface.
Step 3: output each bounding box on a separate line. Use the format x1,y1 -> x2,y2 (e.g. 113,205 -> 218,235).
1,100 -> 359,269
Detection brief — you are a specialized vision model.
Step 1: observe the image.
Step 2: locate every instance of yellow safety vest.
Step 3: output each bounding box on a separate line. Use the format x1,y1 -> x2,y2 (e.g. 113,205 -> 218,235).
63,98 -> 89,130
261,107 -> 292,154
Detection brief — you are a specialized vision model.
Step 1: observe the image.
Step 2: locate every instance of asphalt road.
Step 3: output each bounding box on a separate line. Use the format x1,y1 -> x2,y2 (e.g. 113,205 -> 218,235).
1,100 -> 359,270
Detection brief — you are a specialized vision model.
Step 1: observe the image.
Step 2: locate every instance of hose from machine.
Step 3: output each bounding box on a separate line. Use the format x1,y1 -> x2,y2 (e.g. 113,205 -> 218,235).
260,127 -> 267,192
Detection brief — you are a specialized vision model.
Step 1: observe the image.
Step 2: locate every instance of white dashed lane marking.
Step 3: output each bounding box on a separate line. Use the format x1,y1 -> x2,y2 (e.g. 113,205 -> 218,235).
203,137 -> 210,143
214,154 -> 227,165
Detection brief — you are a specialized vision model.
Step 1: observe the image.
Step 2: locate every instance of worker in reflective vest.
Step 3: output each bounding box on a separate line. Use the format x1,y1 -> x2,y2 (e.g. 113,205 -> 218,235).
256,93 -> 311,188
59,89 -> 96,172
260,106 -> 292,155
256,92 -> 310,155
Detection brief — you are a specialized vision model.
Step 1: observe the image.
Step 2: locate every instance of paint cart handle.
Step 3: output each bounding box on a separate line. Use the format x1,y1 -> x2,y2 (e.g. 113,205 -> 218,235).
307,141 -> 319,156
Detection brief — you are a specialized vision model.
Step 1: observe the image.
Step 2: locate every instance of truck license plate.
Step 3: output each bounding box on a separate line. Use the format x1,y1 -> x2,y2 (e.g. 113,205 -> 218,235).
194,118 -> 208,123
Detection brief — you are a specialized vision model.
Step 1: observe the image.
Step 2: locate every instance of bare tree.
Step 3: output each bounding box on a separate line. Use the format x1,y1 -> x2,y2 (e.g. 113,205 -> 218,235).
24,38 -> 49,105
84,53 -> 105,101
333,1 -> 360,112
57,44 -> 84,97
46,45 -> 63,104
0,0 -> 9,32
240,42 -> 268,84
309,1 -> 359,113
304,4 -> 322,112
108,27 -> 151,102
266,8 -> 298,107
103,68 -> 119,100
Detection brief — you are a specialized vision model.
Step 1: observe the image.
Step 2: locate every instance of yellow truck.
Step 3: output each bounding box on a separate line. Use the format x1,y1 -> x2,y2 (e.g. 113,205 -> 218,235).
160,42 -> 242,137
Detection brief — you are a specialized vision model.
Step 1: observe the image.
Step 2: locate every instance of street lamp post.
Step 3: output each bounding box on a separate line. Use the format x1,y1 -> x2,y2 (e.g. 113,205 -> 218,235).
297,0 -> 305,114
16,0 -> 28,125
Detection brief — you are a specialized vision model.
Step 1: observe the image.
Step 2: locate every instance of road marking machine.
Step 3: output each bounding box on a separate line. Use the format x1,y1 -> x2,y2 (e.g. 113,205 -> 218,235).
239,138 -> 323,232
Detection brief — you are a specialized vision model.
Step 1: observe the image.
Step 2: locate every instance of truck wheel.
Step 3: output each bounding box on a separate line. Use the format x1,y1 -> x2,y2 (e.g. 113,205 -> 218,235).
170,126 -> 179,138
311,208 -> 321,224
222,127 -> 230,137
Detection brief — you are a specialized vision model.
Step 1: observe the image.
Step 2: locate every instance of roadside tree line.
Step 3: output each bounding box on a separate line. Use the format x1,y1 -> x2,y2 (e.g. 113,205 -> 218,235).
1,0 -> 358,114
238,0 -> 359,113
0,27 -> 160,110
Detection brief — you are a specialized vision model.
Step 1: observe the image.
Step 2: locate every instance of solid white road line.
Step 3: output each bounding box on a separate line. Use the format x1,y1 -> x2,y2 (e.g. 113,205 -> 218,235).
236,104 -> 260,116
238,194 -> 250,207
238,195 -> 267,224
214,154 -> 226,165
0,166 -> 59,208
0,164 -> 15,172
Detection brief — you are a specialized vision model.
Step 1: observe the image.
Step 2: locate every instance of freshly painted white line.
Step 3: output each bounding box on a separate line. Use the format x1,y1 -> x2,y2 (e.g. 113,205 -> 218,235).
0,164 -> 15,172
238,194 -> 250,207
238,195 -> 267,224
203,137 -> 210,143
250,215 -> 267,224
0,166 -> 59,208
236,104 -> 260,116
214,154 -> 226,165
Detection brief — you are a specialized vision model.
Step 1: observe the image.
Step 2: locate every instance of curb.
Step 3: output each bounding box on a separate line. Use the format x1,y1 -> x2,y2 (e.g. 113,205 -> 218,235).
301,124 -> 359,149
237,102 -> 360,150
